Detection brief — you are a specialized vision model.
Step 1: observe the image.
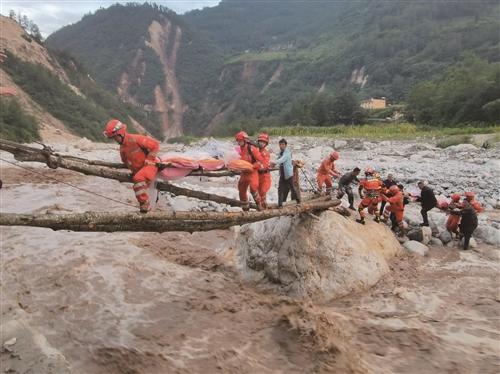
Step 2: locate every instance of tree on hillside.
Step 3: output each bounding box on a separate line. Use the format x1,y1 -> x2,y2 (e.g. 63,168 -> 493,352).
9,11 -> 43,42
285,90 -> 366,126
407,56 -> 500,125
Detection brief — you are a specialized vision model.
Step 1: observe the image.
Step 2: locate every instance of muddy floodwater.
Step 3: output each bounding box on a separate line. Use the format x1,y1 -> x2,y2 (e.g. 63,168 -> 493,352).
1,139 -> 499,373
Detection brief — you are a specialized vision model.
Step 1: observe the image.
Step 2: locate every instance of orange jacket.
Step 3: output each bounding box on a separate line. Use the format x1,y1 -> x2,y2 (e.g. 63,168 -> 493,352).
258,147 -> 271,170
470,200 -> 484,213
317,157 -> 339,177
360,177 -> 383,191
360,177 -> 383,196
240,143 -> 264,170
120,133 -> 160,173
384,191 -> 404,211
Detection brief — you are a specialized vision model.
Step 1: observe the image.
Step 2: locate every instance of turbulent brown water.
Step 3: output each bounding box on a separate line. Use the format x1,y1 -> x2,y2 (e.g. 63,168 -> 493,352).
1,142 -> 499,373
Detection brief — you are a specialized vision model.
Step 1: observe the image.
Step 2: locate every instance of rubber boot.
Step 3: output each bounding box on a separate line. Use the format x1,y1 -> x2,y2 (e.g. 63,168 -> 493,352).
139,201 -> 151,214
242,201 -> 250,212
356,218 -> 365,225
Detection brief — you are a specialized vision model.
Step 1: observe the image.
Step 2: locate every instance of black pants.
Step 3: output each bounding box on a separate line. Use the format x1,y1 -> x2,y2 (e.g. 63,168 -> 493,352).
462,233 -> 472,250
390,212 -> 397,230
337,185 -> 354,207
278,176 -> 300,207
420,207 -> 433,226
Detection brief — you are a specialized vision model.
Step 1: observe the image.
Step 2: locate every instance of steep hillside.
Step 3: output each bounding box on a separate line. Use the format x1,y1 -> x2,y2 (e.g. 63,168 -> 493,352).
0,16 -> 161,142
186,0 -> 500,126
47,1 -> 500,135
47,3 -> 223,137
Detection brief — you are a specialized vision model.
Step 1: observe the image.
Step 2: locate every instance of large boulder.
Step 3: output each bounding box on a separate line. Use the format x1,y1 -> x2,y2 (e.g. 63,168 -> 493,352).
439,230 -> 453,244
403,241 -> 429,256
475,225 -> 500,246
236,212 -> 401,301
421,226 -> 432,245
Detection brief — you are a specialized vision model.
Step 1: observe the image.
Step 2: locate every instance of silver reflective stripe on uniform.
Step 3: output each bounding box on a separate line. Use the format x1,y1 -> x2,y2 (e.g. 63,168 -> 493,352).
134,189 -> 148,196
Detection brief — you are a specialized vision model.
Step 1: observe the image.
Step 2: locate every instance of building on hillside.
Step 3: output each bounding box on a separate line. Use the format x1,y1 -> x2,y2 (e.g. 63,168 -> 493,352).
361,97 -> 386,110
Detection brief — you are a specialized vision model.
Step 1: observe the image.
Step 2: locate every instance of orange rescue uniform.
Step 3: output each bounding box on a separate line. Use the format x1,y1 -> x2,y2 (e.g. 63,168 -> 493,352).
446,201 -> 462,233
120,133 -> 160,210
238,143 -> 264,210
382,191 -> 405,223
258,147 -> 271,208
316,157 -> 339,192
358,177 -> 383,218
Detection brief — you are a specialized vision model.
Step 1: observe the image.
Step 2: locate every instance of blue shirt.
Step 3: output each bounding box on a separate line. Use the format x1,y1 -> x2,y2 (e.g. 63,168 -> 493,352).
275,148 -> 293,180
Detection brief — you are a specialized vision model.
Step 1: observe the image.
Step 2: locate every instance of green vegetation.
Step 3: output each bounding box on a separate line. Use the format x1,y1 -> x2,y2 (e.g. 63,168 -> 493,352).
47,1 -> 500,135
260,123 -> 500,140
51,49 -> 163,139
407,56 -> 500,126
283,90 -> 367,126
436,135 -> 473,148
3,51 -> 162,140
0,97 -> 40,142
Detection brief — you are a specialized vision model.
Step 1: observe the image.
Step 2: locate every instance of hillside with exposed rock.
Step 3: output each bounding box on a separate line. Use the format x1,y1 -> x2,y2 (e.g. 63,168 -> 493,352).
47,0 -> 499,136
0,16 -> 162,142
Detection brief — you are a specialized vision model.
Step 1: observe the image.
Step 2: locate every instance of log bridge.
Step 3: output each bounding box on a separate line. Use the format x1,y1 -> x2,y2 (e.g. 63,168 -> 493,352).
0,138 -> 339,233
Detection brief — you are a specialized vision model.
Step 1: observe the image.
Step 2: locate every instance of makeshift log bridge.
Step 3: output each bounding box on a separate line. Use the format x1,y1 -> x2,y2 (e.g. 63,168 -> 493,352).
0,139 -> 258,208
0,199 -> 341,232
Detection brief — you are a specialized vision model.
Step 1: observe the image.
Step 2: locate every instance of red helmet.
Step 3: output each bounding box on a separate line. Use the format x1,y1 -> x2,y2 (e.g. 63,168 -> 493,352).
257,133 -> 269,143
389,185 -> 399,194
235,131 -> 249,142
330,151 -> 340,160
103,119 -> 127,138
464,191 -> 475,199
365,167 -> 374,175
451,193 -> 461,202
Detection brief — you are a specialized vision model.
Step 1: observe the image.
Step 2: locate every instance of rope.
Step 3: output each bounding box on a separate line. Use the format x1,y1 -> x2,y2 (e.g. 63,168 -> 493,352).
300,168 -> 318,193
0,157 -> 137,208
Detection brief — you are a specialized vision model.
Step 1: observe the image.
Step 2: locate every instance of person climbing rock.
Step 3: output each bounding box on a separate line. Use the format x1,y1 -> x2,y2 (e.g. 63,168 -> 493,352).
456,200 -> 478,250
316,151 -> 340,195
257,133 -> 271,209
389,184 -> 409,231
446,193 -> 462,236
337,167 -> 360,210
271,138 -> 300,208
103,119 -> 159,213
417,181 -> 437,226
379,173 -> 397,216
464,191 -> 485,213
235,131 -> 264,211
356,167 -> 383,224
381,184 -> 405,236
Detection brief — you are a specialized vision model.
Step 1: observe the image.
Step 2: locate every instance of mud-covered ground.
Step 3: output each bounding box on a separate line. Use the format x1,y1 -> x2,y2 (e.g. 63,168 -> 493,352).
1,139 -> 499,373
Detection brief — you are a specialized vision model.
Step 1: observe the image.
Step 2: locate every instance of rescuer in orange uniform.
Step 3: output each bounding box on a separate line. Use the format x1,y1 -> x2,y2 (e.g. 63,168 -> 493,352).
103,119 -> 160,213
381,184 -> 405,236
446,193 -> 462,235
464,191 -> 484,213
235,131 -> 264,211
316,151 -> 340,194
257,133 -> 271,209
356,167 -> 383,224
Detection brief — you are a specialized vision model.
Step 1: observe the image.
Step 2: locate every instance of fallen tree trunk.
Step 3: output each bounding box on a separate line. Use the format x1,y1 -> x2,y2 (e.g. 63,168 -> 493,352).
0,139 -> 274,177
0,138 -> 252,207
0,199 -> 340,233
